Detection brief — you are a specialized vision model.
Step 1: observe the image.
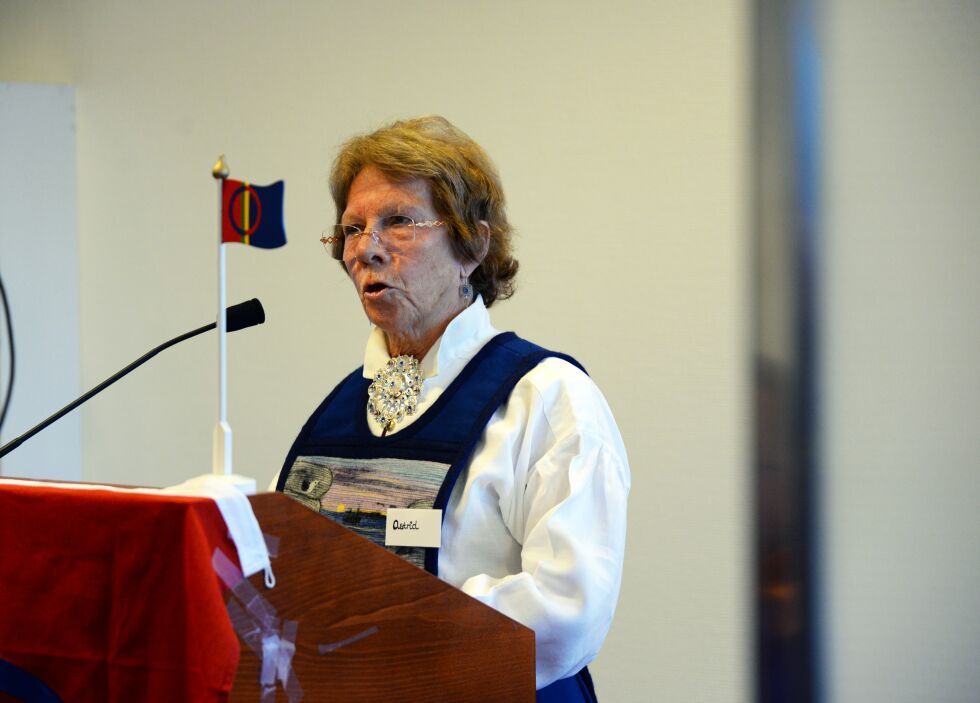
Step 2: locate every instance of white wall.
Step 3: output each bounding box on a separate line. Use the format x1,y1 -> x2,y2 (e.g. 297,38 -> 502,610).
0,1 -> 751,700
821,2 -> 980,701
0,82 -> 80,480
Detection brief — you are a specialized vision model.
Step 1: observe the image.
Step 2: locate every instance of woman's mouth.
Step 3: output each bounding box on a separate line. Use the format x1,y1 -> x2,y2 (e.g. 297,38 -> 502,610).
364,282 -> 390,298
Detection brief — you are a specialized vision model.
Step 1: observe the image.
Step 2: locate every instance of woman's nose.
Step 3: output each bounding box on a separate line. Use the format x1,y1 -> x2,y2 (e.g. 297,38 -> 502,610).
350,228 -> 388,265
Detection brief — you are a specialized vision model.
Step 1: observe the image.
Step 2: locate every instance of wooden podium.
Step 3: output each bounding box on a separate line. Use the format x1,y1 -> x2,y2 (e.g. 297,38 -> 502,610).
0,483 -> 535,702
234,493 -> 535,701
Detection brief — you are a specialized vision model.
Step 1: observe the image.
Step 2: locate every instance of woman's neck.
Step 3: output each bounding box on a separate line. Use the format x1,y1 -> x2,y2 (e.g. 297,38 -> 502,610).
384,303 -> 470,360
385,329 -> 439,360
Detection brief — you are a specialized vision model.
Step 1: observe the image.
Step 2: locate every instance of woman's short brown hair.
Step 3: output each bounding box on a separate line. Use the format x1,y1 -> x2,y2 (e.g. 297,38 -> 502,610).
329,116 -> 518,306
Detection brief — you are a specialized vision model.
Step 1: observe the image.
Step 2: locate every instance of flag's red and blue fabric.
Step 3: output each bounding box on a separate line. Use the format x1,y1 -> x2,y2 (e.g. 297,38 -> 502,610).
221,179 -> 286,248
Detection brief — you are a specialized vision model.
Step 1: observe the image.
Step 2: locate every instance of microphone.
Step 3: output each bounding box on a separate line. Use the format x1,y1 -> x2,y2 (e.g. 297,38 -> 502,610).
226,297 -> 265,332
0,298 -> 266,460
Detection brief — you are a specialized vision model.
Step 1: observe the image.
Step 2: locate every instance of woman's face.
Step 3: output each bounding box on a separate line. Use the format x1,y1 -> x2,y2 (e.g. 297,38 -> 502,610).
342,166 -> 468,352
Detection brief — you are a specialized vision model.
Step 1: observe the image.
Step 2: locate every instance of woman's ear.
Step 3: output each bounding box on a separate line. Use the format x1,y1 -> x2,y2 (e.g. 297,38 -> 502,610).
462,220 -> 491,276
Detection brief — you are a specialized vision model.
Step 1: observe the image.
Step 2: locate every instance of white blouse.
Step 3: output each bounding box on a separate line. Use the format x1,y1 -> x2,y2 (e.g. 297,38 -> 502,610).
277,298 -> 630,688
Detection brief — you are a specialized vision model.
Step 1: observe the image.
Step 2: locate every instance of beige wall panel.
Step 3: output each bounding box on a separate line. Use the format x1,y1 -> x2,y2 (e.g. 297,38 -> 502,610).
0,1 -> 750,700
821,2 -> 980,701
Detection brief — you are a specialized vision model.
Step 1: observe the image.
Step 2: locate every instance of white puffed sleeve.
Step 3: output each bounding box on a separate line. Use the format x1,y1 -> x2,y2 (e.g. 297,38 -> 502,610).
438,357 -> 631,689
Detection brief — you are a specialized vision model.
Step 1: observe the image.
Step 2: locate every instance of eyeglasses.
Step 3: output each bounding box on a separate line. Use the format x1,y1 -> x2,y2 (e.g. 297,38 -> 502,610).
320,215 -> 447,260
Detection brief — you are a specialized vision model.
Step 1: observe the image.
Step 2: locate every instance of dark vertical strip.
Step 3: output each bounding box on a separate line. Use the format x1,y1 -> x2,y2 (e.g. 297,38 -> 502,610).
792,4 -> 822,702
752,0 -> 821,701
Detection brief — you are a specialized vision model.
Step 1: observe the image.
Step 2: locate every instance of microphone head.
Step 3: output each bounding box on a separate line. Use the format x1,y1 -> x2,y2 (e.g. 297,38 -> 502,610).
225,298 -> 266,332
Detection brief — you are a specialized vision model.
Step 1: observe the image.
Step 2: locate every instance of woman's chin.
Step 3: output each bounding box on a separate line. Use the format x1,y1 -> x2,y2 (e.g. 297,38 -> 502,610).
361,302 -> 402,335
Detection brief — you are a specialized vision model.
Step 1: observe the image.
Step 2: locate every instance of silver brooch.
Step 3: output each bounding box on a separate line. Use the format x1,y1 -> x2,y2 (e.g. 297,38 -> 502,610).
368,355 -> 422,433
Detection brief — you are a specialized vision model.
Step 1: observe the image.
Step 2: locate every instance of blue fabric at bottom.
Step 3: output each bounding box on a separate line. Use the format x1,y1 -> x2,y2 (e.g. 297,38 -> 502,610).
0,659 -> 64,703
536,667 -> 598,703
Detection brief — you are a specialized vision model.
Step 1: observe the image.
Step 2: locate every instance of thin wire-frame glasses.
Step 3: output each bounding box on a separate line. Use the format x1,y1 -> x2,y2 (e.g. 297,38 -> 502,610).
320,216 -> 446,260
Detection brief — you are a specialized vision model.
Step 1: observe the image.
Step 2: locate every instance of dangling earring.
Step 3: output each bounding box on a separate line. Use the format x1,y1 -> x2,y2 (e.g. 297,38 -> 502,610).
459,272 -> 473,302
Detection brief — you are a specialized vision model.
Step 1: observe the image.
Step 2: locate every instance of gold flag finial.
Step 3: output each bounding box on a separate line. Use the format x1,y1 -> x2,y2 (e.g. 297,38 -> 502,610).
212,154 -> 229,179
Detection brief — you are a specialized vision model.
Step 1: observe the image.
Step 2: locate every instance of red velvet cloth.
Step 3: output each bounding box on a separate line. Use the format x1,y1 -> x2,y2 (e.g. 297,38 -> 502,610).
0,483 -> 240,702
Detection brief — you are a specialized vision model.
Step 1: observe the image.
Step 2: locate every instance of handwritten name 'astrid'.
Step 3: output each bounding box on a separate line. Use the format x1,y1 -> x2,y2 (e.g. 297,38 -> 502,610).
391,519 -> 419,531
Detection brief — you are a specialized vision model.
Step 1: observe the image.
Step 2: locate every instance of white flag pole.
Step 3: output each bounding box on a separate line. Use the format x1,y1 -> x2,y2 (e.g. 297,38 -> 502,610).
209,155 -> 255,494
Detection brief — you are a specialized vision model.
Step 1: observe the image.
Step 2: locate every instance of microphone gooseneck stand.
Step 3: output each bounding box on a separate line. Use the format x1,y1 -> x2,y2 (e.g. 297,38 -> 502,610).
0,298 -> 265,460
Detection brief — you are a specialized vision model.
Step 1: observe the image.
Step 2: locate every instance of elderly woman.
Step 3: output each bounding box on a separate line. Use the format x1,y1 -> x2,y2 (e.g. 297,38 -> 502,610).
275,116 -> 629,701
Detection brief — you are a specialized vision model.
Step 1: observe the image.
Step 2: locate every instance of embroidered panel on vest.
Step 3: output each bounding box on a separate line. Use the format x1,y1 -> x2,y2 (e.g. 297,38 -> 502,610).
283,454 -> 448,570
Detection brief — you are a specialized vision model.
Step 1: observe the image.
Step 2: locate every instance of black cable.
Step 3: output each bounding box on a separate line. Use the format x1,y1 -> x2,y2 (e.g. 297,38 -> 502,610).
0,270 -> 14,435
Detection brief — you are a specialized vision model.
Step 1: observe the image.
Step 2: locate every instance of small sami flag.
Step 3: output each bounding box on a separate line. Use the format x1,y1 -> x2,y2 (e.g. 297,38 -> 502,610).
221,179 -> 287,248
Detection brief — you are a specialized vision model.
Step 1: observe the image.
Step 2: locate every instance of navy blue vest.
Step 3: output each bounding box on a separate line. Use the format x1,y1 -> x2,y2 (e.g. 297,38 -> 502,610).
277,331 -> 597,702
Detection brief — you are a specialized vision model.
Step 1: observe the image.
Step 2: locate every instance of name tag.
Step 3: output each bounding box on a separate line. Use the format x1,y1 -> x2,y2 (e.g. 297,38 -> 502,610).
385,508 -> 442,548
